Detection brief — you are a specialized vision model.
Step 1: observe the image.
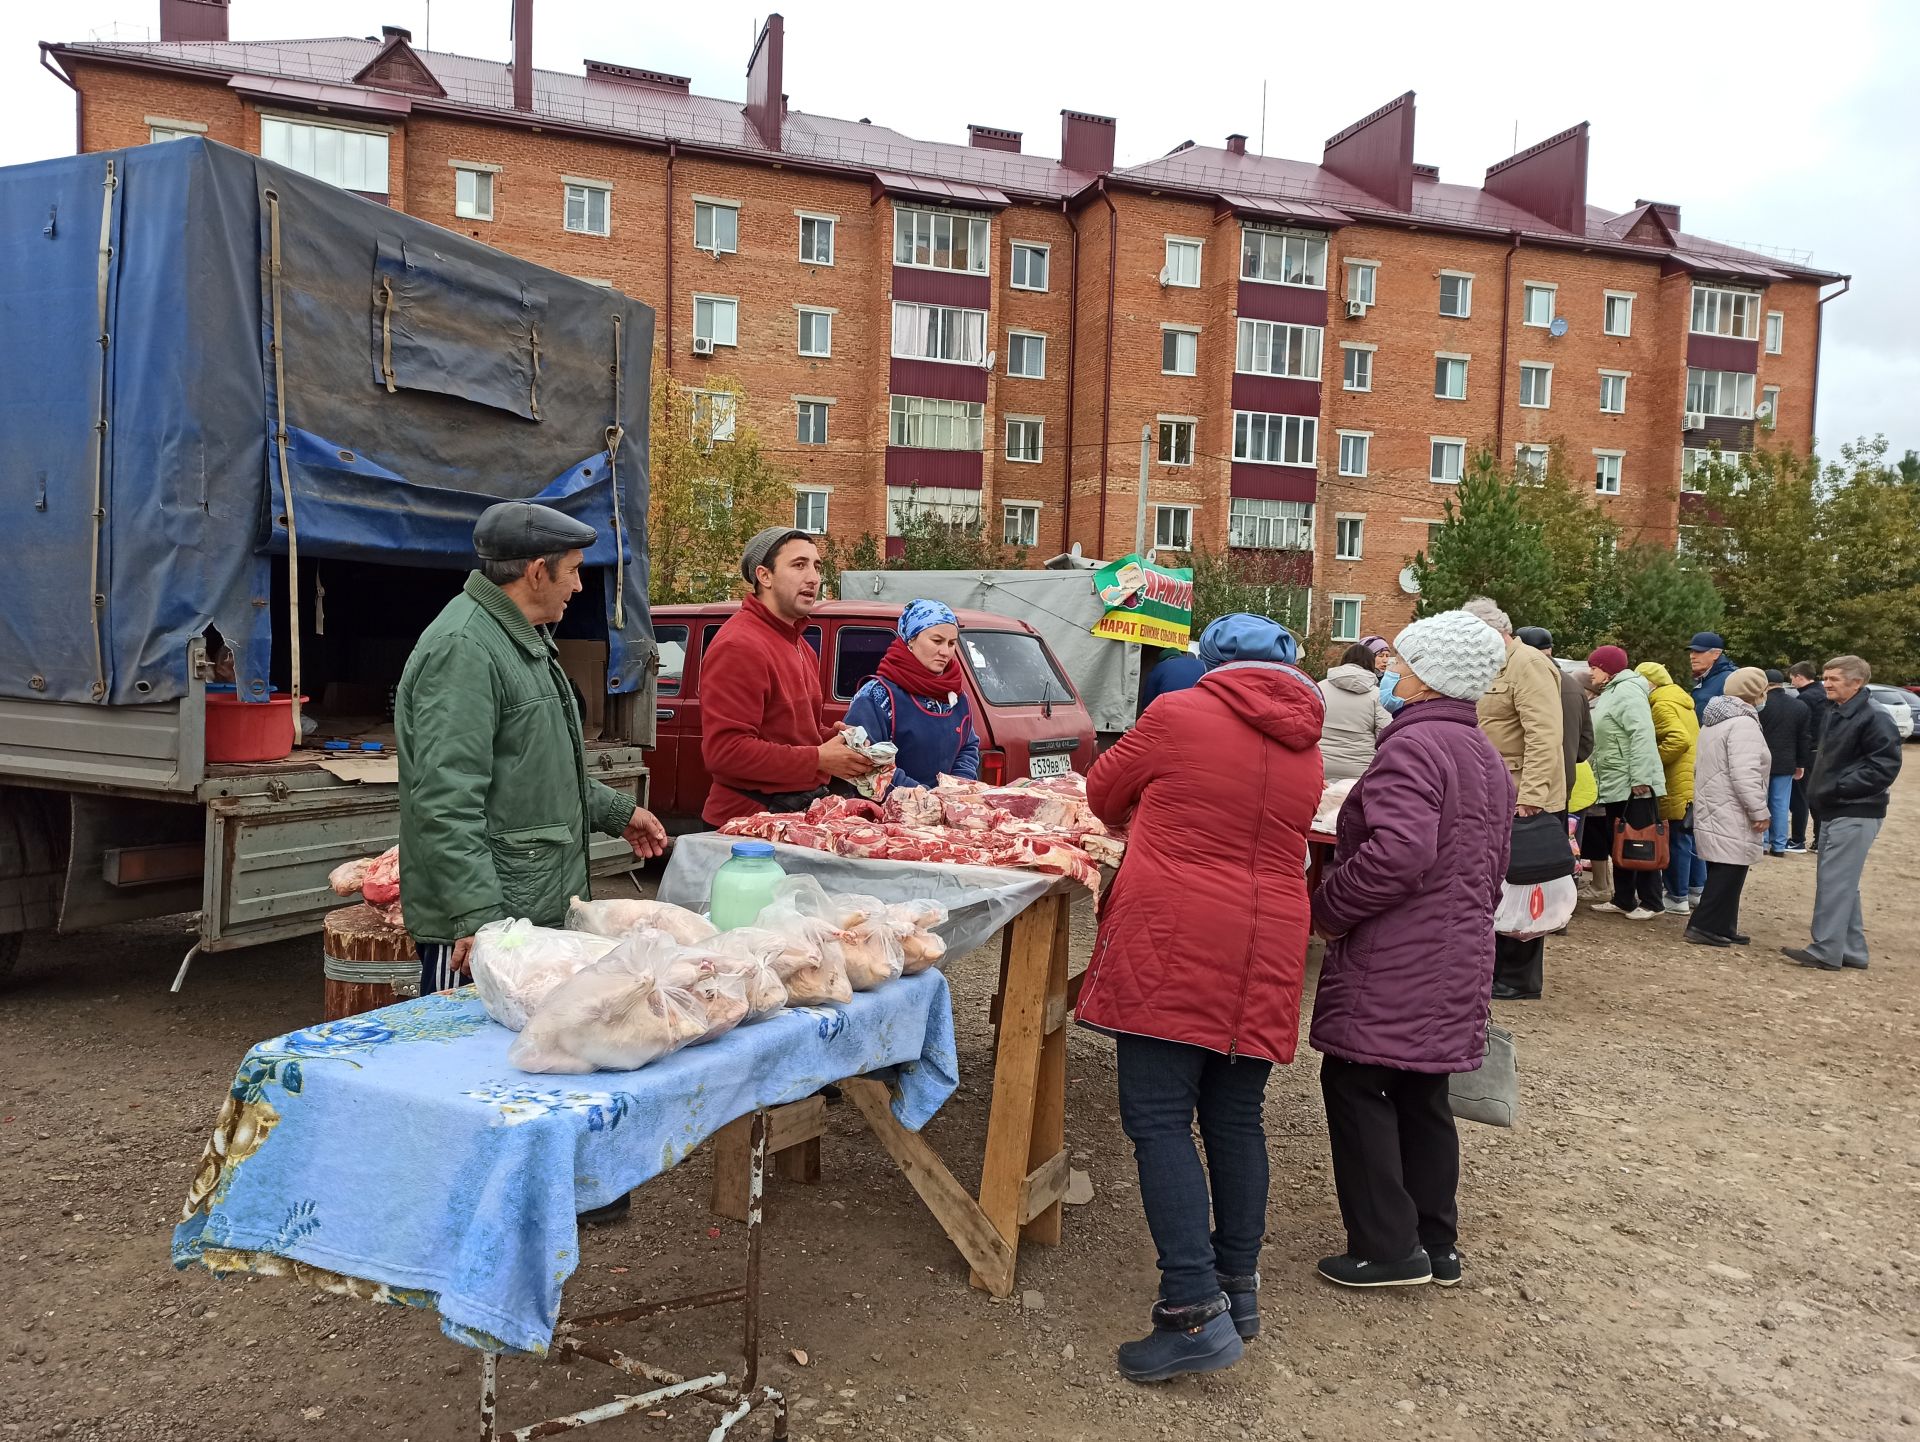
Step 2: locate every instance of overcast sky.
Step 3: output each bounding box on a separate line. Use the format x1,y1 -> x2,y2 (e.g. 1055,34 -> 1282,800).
5,0 -> 1914,459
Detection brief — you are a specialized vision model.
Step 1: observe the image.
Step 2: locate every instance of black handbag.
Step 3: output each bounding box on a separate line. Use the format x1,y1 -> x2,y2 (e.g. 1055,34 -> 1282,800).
1507,811 -> 1575,885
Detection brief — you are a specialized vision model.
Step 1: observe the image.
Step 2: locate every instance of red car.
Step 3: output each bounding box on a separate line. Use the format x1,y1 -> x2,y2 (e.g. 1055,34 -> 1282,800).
646,601 -> 1097,820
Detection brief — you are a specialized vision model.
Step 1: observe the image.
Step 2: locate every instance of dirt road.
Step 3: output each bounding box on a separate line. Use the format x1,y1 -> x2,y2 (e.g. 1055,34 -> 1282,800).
3,775 -> 1917,1442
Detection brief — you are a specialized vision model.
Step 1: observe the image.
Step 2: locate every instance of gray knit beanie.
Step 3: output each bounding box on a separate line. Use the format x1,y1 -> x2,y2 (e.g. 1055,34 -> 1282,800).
740,526 -> 814,584
1392,610 -> 1509,702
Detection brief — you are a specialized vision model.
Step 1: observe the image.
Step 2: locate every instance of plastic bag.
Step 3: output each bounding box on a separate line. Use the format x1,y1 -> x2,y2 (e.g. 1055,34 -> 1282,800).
818,891 -> 904,991
884,899 -> 950,975
506,949 -> 709,1074
566,894 -> 718,945
469,918 -> 622,1031
717,917 -> 853,1007
1494,876 -> 1578,940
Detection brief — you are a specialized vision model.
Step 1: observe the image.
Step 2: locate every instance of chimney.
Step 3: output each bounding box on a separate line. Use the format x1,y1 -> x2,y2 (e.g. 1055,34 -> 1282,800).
1411,162 -> 1439,181
1059,110 -> 1116,175
745,14 -> 785,150
510,0 -> 534,112
159,0 -> 229,43
1635,198 -> 1682,233
382,25 -> 412,42
1322,91 -> 1416,212
1483,122 -> 1590,234
967,124 -> 1022,153
1225,133 -> 1248,156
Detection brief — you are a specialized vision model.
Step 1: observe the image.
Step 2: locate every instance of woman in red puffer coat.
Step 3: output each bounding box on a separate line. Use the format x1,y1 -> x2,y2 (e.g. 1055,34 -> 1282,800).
1076,613 -> 1325,1384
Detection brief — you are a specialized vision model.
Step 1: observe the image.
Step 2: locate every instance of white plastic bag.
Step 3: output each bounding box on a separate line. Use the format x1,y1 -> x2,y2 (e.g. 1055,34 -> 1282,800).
1494,875 -> 1578,940
714,922 -> 852,1007
884,900 -> 950,975
469,919 -> 621,1032
507,948 -> 709,1074
565,894 -> 718,945
823,892 -> 904,990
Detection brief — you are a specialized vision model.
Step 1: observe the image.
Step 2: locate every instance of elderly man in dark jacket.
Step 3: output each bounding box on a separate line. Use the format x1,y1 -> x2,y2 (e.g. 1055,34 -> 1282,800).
1757,670 -> 1812,856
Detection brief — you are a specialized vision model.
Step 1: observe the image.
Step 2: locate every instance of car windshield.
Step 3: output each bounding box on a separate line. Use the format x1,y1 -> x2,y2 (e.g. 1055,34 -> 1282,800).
961,630 -> 1073,707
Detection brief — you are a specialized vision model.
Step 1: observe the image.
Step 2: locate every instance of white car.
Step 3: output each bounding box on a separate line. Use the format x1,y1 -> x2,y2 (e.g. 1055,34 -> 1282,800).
1868,685 -> 1917,741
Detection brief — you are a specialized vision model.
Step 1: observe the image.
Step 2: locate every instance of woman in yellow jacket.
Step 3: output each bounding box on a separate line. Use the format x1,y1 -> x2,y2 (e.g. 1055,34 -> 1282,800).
1637,662 -> 1701,914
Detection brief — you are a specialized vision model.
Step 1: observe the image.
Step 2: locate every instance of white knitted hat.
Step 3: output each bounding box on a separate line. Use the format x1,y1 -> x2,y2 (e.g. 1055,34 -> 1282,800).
1392,610 -> 1509,702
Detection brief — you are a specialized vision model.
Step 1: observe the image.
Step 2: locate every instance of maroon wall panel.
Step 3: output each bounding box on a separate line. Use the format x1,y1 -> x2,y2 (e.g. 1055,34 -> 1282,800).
1694,416 -> 1756,452
1228,462 -> 1317,503
1235,282 -> 1329,326
1230,374 -> 1322,416
885,448 -> 984,491
1320,92 -> 1414,211
889,358 -> 989,403
1686,334 -> 1759,373
891,267 -> 992,309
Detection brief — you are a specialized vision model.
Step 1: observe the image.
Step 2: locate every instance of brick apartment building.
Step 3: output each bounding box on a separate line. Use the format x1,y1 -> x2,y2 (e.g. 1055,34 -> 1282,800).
44,0 -> 1846,640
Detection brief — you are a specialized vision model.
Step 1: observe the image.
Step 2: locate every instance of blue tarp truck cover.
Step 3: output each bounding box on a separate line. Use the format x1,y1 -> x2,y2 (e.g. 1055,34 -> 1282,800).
0,137 -> 655,709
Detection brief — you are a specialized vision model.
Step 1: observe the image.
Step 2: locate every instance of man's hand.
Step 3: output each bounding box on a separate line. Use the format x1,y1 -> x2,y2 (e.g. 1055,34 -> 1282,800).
818,733 -> 877,780
451,935 -> 475,976
1516,804 -> 1544,818
1794,767 -> 1804,780
623,806 -> 670,861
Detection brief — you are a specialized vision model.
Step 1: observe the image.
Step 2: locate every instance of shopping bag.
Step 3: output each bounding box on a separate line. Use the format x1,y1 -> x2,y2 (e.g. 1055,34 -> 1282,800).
1448,1024 -> 1518,1128
1494,876 -> 1577,939
1507,812 -> 1575,884
1612,795 -> 1669,871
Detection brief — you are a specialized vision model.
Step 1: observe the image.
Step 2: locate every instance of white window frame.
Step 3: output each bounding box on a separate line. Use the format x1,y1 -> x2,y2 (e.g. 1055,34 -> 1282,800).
1007,330 -> 1048,379
1010,242 -> 1050,292
1438,270 -> 1473,318
1002,502 -> 1041,548
1154,505 -> 1194,550
1594,449 -> 1625,496
796,211 -> 837,266
1522,281 -> 1557,329
887,485 -> 982,535
1515,444 -> 1549,482
450,161 -> 499,222
1690,285 -> 1761,340
1765,311 -> 1784,355
1518,361 -> 1553,409
1686,367 -> 1756,420
261,113 -> 393,195
1430,436 -> 1467,484
1762,384 -> 1781,431
1239,226 -> 1328,289
894,206 -> 991,274
1163,236 -> 1203,288
1228,497 -> 1314,551
793,486 -> 830,532
1336,430 -> 1371,479
1334,515 -> 1365,561
796,306 -> 834,358
1341,341 -> 1375,392
891,301 -> 989,366
888,395 -> 985,452
1599,369 -> 1629,415
1434,352 -> 1469,401
1682,448 -> 1712,493
1344,259 -> 1378,307
693,198 -> 740,255
1004,416 -> 1045,465
1330,595 -> 1364,643
795,399 -> 831,447
688,389 -> 737,443
146,115 -> 206,143
1604,290 -> 1635,337
1161,324 -> 1200,376
1235,319 -> 1324,381
1157,416 -> 1196,467
563,176 -> 611,236
1231,411 -> 1318,468
692,293 -> 739,348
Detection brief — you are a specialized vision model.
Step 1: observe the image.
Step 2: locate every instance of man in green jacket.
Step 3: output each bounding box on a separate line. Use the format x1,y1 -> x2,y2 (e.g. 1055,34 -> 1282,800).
397,502 -> 668,995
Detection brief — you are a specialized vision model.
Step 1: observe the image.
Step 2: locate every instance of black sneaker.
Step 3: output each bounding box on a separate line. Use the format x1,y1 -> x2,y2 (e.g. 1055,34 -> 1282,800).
1316,1250 -> 1433,1289
1684,928 -> 1730,948
1424,1246 -> 1462,1287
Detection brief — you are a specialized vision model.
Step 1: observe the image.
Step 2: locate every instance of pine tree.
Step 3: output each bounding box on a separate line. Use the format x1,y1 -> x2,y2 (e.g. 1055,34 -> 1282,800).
1408,450 -> 1554,620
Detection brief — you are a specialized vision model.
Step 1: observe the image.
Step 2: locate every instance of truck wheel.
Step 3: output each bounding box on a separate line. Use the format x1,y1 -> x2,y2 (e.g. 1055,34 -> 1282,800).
0,787 -> 62,984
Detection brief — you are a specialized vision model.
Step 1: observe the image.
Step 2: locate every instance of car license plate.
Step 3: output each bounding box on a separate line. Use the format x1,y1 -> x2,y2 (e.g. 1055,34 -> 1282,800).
1028,753 -> 1072,779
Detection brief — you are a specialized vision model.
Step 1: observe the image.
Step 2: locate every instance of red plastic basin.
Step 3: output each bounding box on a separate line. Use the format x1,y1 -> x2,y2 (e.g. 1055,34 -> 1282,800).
205,692 -> 305,764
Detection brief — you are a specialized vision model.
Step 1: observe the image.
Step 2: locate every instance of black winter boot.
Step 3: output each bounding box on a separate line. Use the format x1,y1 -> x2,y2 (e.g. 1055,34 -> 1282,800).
1217,1272 -> 1260,1341
1115,1294 -> 1244,1384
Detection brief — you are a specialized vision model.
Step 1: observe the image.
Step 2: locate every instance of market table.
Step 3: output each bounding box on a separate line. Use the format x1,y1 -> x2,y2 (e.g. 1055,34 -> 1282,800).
660,834 -> 1083,1298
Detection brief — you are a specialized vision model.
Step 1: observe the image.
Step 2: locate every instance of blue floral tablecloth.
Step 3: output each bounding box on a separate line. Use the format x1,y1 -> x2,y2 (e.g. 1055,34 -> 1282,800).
171,973 -> 957,1356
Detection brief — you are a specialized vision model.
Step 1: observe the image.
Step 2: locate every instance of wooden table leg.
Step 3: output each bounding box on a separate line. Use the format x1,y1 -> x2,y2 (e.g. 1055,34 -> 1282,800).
710,1097 -> 829,1222
1021,894 -> 1072,1246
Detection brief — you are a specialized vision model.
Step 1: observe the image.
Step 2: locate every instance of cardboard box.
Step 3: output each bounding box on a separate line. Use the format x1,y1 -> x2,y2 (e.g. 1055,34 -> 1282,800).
556,640 -> 608,741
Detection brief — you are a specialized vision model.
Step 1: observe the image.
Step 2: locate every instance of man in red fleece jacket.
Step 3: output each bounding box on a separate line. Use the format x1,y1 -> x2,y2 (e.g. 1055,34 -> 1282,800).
700,528 -> 874,826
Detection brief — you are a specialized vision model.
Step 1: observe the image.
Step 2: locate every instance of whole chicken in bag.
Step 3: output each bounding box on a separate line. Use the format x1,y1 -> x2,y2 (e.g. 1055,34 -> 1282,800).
747,877 -> 859,1004
566,895 -> 718,945
824,891 -> 905,990
507,950 -> 709,1074
469,918 -> 621,1031
884,900 -> 950,975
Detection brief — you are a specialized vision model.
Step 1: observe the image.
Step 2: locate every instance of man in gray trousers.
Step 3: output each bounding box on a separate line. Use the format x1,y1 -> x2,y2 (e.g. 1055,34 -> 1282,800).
1782,655 -> 1902,971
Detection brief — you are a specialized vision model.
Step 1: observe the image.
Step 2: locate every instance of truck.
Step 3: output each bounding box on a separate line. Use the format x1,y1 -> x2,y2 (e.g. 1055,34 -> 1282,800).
0,138 -> 658,984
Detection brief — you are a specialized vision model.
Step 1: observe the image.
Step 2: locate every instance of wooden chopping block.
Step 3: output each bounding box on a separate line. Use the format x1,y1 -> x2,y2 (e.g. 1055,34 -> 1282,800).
322,903 -> 419,1021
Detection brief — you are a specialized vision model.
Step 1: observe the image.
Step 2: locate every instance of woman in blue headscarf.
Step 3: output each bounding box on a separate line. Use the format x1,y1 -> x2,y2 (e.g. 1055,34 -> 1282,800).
843,599 -> 980,790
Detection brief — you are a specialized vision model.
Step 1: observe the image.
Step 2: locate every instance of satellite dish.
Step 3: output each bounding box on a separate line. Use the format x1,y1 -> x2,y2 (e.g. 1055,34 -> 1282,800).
1399,566 -> 1421,595
1549,316 -> 1569,338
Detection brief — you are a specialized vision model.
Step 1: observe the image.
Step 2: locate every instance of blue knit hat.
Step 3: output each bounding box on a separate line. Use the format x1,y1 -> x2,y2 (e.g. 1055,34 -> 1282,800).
898,599 -> 959,642
1197,613 -> 1299,669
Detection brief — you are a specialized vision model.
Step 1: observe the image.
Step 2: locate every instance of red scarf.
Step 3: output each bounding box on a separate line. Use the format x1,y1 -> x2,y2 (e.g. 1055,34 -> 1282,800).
875,637 -> 964,702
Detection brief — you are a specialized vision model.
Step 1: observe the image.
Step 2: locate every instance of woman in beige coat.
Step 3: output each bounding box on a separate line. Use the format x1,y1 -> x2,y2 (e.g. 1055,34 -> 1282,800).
1317,644 -> 1396,782
1687,667 -> 1772,947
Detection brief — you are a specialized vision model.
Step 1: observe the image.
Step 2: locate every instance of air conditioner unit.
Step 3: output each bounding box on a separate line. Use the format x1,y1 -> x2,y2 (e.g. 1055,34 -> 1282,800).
1158,267 -> 1172,287
1683,411 -> 1705,430
1346,300 -> 1368,318
692,336 -> 715,356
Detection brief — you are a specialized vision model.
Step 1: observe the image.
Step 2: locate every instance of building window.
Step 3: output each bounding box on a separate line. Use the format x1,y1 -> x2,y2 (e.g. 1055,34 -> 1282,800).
796,401 -> 830,446
564,181 -> 610,235
887,486 -> 981,535
1434,354 -> 1468,400
1765,311 -> 1784,354
1345,260 -> 1377,307
1162,327 -> 1199,376
148,123 -> 202,143
894,207 -> 990,273
1599,371 -> 1628,414
1762,385 -> 1780,430
1342,344 -> 1374,392
1229,497 -> 1313,550
1682,448 -> 1712,493
1005,417 -> 1044,464
1240,227 -> 1328,288
1335,516 -> 1364,561
689,390 -> 736,443
1430,438 -> 1466,484
891,301 -> 988,366
1516,444 -> 1549,482
1163,237 -> 1203,288
694,200 -> 739,254
1337,432 -> 1370,478
794,487 -> 829,532
1690,285 -> 1761,340
1594,451 -> 1624,495
1330,596 -> 1363,643
1604,291 -> 1635,337
692,294 -> 739,348
797,308 -> 833,358
1686,367 -> 1756,419
1232,411 -> 1317,467
1155,505 -> 1192,550
454,166 -> 495,221
797,213 -> 836,265
1518,363 -> 1553,409
1522,282 -> 1557,328
260,116 -> 391,194
1157,419 -> 1195,466
889,395 -> 985,451
1007,331 -> 1047,379
1439,272 -> 1472,318
1003,504 -> 1040,547
1236,319 -> 1324,381
1011,242 -> 1050,291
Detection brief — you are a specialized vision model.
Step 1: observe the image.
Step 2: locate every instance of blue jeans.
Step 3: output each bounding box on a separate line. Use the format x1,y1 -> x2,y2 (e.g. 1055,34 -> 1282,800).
1665,822 -> 1695,902
1766,776 -> 1794,853
1115,1033 -> 1273,1307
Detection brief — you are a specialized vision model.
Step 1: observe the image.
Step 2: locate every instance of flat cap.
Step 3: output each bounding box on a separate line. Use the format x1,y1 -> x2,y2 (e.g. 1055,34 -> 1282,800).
1516,625 -> 1554,651
473,502 -> 597,561
740,525 -> 814,583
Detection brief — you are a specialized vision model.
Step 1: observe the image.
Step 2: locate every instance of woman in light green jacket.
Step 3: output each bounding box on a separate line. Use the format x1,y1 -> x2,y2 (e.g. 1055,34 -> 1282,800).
1585,646 -> 1667,918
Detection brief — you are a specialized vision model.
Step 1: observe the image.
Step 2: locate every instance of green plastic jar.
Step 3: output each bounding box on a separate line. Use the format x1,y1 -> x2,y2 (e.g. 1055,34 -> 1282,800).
709,840 -> 786,932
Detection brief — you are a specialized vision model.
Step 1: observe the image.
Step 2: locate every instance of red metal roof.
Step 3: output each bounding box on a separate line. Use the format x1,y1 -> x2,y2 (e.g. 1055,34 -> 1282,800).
1217,192 -> 1353,226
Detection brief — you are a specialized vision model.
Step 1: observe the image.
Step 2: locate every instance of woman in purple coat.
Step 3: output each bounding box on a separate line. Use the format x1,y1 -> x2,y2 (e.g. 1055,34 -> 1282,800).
1310,610 -> 1516,1289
